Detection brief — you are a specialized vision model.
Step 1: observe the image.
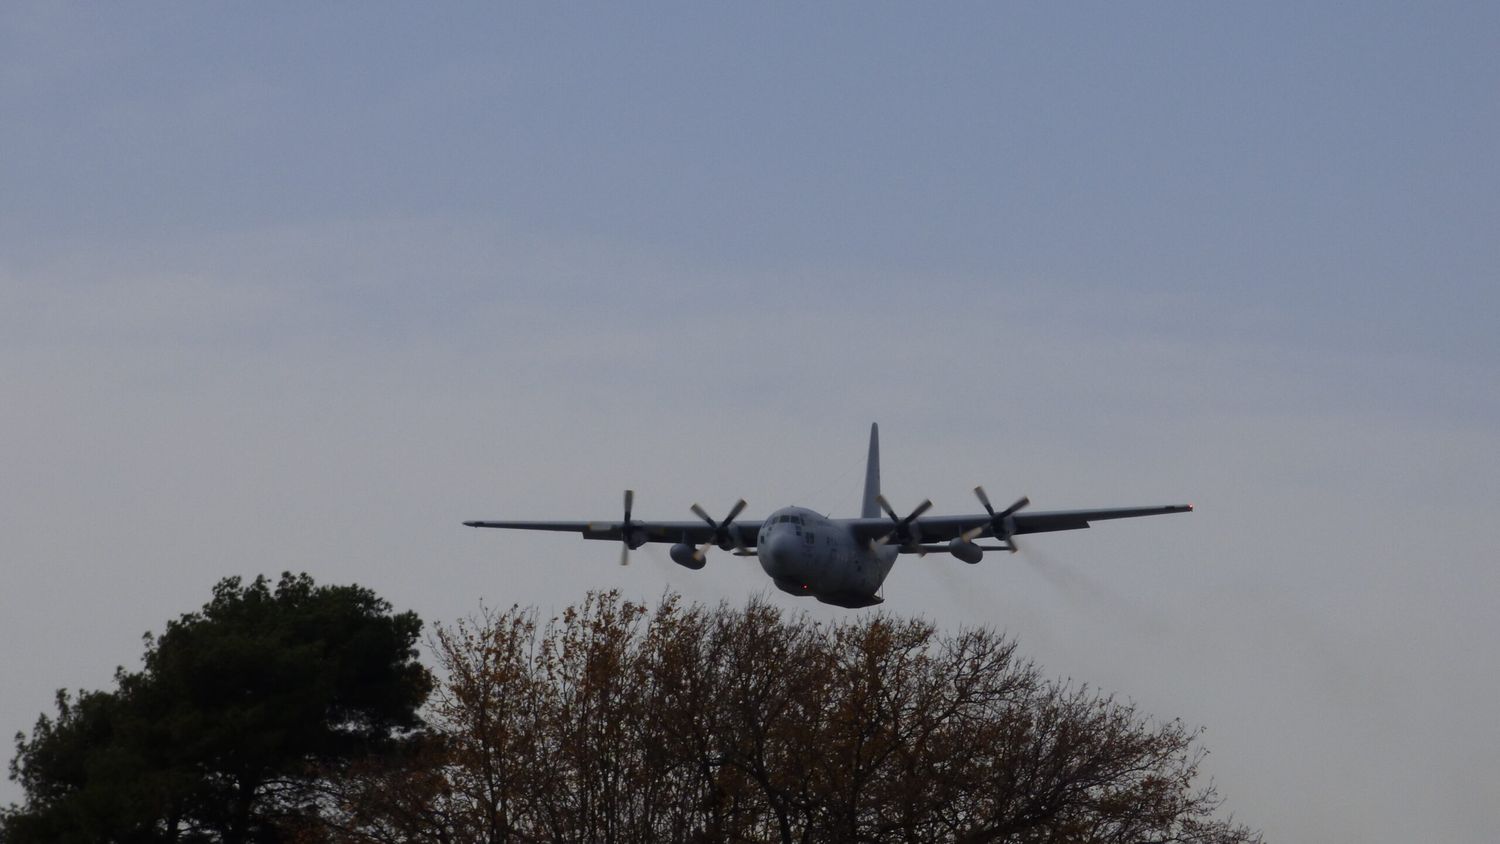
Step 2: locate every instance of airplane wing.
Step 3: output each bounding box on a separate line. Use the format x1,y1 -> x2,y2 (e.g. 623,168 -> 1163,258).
463,519 -> 764,547
843,504 -> 1193,544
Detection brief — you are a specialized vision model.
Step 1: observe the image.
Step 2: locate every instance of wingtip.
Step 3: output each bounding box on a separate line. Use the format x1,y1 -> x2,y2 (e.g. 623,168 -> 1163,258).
463,521 -> 480,527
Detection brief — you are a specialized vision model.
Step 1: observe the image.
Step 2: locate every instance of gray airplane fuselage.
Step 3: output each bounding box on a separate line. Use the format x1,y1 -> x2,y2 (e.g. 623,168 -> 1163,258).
755,506 -> 897,608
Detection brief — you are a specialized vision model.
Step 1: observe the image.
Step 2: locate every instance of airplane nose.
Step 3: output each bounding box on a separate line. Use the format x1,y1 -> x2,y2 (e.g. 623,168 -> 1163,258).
775,531 -> 803,558
760,533 -> 796,576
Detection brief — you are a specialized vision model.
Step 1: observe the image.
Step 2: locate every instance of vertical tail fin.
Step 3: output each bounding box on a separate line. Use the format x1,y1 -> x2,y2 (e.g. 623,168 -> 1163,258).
861,423 -> 881,518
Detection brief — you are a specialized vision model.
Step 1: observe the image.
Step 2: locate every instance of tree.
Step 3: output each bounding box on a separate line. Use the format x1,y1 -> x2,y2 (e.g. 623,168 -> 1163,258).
327,591 -> 1259,844
3,573 -> 432,844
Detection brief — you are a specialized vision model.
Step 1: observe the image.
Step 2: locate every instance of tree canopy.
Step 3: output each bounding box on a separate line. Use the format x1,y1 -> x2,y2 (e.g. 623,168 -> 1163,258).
3,573 -> 431,844
324,591 -> 1260,844
6,582 -> 1259,843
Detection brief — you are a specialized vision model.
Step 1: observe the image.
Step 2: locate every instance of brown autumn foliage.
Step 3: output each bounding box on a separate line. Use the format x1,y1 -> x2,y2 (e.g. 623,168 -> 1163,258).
319,592 -> 1260,844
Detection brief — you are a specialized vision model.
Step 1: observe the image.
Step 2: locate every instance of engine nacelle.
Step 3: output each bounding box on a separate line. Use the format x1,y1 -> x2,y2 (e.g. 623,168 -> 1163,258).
948,538 -> 984,564
669,542 -> 706,570
625,527 -> 649,550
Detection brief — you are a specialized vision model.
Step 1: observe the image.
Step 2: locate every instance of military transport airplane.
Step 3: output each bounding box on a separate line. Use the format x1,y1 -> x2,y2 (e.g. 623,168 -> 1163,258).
464,424 -> 1192,608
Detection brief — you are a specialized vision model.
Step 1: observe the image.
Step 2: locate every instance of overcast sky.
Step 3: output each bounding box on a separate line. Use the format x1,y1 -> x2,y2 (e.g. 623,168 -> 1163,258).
3,3 -> 1497,840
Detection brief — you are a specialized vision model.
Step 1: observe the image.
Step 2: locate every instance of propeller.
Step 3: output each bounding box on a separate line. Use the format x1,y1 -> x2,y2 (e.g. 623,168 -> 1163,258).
874,495 -> 932,549
974,486 -> 1029,553
618,489 -> 648,566
690,499 -> 748,562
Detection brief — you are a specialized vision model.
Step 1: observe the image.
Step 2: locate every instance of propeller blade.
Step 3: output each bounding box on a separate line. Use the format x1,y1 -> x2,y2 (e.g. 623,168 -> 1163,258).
999,496 -> 1028,553
999,496 -> 1030,519
975,489 -> 1029,525
974,486 -> 995,517
620,489 -> 637,565
690,499 -> 751,562
691,503 -> 716,528
720,499 -> 748,552
960,524 -> 986,542
723,499 -> 747,526
874,497 -> 933,548
974,488 -> 1029,552
906,499 -> 933,523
